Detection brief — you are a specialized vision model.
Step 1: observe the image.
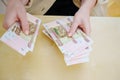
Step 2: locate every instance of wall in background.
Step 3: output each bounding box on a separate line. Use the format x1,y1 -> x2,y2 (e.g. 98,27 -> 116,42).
0,1 -> 6,14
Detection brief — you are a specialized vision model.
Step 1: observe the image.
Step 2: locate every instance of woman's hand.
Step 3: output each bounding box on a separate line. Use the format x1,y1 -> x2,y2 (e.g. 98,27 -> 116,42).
68,0 -> 96,36
68,8 -> 91,36
3,0 -> 29,34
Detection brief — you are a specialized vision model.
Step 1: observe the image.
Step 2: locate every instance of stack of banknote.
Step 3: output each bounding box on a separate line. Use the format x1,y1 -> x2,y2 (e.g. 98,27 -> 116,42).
43,17 -> 93,66
0,13 -> 41,55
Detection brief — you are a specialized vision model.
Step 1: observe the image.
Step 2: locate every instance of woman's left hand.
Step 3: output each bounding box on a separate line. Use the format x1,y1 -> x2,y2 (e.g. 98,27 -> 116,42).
68,8 -> 91,36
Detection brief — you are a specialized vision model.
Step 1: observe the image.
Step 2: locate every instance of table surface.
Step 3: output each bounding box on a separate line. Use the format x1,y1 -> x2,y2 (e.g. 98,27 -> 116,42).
0,15 -> 120,80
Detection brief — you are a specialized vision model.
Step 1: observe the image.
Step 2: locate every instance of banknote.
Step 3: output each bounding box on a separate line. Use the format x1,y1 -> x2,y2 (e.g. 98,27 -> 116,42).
59,16 -> 93,45
43,29 -> 92,65
44,20 -> 90,55
26,13 -> 41,51
42,30 -> 53,40
0,13 -> 41,55
43,16 -> 93,66
42,29 -> 92,54
0,24 -> 29,55
65,56 -> 89,66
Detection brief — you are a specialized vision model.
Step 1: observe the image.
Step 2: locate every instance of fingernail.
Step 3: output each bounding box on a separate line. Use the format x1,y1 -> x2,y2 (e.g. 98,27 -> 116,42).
25,30 -> 29,35
68,33 -> 72,37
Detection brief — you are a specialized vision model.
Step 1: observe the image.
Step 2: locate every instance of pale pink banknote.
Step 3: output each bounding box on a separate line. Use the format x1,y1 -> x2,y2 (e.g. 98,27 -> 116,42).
43,30 -> 92,65
0,13 -> 41,55
59,16 -> 93,45
43,16 -> 93,66
43,20 -> 90,56
42,30 -> 53,40
65,56 -> 89,66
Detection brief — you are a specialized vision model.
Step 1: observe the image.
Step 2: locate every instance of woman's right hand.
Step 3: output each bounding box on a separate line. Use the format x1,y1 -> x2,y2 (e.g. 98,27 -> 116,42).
3,0 -> 29,34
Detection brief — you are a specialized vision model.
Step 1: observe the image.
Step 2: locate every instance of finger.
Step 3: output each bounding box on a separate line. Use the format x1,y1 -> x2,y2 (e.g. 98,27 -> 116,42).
83,19 -> 91,35
68,21 -> 79,37
3,15 -> 16,30
18,10 -> 29,35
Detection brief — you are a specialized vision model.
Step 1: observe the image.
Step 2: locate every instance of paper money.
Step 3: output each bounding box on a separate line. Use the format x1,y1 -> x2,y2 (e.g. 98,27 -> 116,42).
43,16 -> 93,66
0,13 -> 41,55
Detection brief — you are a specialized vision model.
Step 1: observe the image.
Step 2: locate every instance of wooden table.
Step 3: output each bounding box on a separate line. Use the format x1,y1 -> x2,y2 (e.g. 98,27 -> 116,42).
0,15 -> 120,80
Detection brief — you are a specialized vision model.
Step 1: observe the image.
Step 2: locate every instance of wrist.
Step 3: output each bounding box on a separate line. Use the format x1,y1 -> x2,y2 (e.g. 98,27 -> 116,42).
20,0 -> 29,5
80,0 -> 96,12
9,0 -> 29,6
78,5 -> 90,15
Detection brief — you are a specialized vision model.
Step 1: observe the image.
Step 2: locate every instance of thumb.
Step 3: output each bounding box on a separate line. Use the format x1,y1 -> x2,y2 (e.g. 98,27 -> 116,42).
18,11 -> 29,35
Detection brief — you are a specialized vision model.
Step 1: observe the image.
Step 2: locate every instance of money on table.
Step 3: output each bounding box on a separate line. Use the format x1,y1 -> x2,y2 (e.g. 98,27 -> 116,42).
0,13 -> 41,55
43,16 -> 93,66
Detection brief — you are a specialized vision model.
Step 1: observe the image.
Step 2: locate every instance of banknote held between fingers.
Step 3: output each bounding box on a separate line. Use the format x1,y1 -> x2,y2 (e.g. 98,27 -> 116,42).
3,0 -> 30,35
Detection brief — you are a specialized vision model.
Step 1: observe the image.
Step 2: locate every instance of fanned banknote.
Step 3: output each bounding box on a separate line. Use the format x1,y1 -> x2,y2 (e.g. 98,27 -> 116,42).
0,13 -> 41,55
43,16 -> 93,66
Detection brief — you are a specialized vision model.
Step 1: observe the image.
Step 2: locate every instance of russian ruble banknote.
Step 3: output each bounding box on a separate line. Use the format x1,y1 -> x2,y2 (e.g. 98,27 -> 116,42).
0,13 -> 41,55
43,16 -> 93,66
